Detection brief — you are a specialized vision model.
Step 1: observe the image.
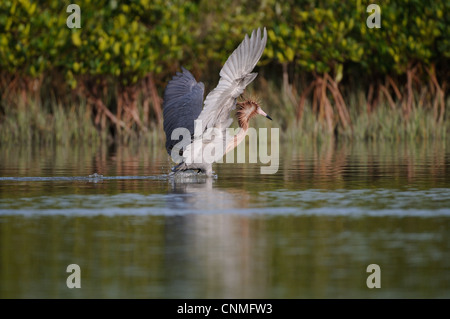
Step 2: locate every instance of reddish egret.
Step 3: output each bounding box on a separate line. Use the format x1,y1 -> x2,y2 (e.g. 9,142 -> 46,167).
163,28 -> 271,176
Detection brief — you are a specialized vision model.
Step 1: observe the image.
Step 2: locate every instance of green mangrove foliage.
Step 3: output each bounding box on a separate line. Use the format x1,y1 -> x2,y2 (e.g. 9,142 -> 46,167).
360,0 -> 447,121
65,0 -> 197,133
262,0 -> 448,134
0,0 -> 448,143
265,2 -> 363,131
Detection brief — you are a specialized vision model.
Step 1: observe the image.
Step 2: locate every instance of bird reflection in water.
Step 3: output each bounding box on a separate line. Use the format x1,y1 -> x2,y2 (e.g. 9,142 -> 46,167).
165,179 -> 268,298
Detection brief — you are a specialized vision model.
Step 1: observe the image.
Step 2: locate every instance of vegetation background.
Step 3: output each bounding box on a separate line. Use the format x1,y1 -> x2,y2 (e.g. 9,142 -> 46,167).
0,0 -> 448,146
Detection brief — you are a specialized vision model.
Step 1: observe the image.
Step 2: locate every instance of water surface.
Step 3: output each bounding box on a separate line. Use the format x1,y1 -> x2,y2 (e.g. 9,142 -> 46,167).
1,141 -> 449,298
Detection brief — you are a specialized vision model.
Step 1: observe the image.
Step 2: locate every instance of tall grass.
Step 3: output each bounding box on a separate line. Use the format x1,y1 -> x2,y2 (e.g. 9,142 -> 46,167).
250,77 -> 449,145
0,77 -> 448,146
349,106 -> 449,142
0,97 -> 101,146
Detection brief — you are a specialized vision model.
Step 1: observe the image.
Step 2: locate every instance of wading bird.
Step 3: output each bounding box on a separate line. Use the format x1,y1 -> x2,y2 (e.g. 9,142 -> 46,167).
163,28 -> 271,176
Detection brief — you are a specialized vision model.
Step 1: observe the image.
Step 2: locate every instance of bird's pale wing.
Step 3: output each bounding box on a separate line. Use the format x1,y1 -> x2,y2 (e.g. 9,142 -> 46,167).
196,28 -> 267,132
163,67 -> 205,154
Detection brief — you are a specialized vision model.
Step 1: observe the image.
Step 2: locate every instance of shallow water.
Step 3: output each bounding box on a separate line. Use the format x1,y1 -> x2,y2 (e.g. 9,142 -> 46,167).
0,140 -> 449,298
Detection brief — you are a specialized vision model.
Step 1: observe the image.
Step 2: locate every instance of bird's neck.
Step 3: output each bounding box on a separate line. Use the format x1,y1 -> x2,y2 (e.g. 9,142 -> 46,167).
237,117 -> 249,131
236,104 -> 253,131
225,125 -> 248,154
225,109 -> 250,154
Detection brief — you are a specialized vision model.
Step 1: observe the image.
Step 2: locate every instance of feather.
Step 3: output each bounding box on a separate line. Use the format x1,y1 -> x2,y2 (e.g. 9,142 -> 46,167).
196,27 -> 267,133
162,68 -> 204,154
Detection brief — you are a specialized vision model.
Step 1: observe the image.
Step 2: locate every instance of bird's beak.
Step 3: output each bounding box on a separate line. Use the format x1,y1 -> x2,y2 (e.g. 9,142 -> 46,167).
257,107 -> 272,121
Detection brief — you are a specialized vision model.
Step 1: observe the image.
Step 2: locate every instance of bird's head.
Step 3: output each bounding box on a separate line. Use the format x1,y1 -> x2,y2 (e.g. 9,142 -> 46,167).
236,98 -> 272,129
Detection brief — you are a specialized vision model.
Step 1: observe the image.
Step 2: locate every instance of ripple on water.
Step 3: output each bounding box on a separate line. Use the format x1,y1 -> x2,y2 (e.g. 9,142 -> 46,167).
0,188 -> 449,217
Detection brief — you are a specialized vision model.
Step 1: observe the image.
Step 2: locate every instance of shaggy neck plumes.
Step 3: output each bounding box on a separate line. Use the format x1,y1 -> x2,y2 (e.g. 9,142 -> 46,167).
236,100 -> 259,130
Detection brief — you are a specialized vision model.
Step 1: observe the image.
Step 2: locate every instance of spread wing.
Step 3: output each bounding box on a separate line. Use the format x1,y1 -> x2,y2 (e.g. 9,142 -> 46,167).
196,27 -> 267,133
163,67 -> 205,155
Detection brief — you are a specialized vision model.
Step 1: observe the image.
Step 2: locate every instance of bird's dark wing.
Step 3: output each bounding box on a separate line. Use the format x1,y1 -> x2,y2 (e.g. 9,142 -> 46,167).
163,67 -> 205,155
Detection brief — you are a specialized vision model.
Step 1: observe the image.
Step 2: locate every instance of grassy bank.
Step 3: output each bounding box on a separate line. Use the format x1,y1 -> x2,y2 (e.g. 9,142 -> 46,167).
1,76 -> 448,146
250,77 -> 449,144
0,96 -> 164,147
